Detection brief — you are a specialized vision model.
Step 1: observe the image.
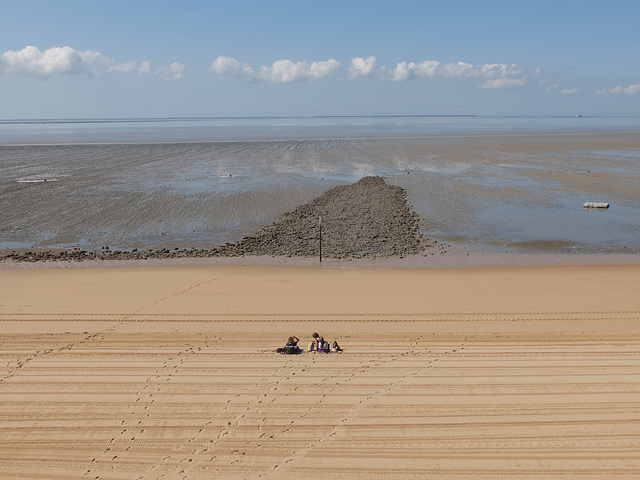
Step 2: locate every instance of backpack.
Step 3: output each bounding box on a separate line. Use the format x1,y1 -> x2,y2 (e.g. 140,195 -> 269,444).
318,340 -> 330,353
284,344 -> 301,355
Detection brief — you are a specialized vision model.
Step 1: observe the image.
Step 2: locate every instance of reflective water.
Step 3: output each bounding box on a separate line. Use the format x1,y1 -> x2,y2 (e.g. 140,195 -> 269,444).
3,115 -> 640,144
1,117 -> 639,256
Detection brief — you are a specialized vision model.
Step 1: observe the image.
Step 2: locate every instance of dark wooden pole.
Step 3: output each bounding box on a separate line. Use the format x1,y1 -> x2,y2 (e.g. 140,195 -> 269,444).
319,213 -> 322,263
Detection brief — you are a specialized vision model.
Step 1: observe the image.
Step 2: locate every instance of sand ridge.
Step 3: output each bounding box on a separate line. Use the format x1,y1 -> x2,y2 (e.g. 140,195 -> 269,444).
1,264 -> 640,479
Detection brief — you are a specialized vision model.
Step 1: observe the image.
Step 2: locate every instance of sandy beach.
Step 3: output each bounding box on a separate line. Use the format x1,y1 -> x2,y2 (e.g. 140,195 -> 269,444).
1,263 -> 639,479
2,115 -> 639,479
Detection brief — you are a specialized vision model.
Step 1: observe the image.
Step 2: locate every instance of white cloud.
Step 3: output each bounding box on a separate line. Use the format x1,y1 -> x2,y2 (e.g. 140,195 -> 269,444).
380,59 -> 523,86
348,56 -> 379,78
258,58 -> 340,82
210,56 -> 253,80
0,45 -> 163,80
155,62 -> 185,81
211,56 -> 340,82
478,63 -> 523,79
481,77 -> 527,89
108,61 -> 136,73
384,60 -> 441,81
0,45 -> 106,76
209,55 -> 527,88
546,84 -> 559,91
389,61 -> 412,81
434,61 -> 523,79
412,60 -> 441,78
596,83 -> 640,95
441,61 -> 476,78
560,88 -> 578,95
138,60 -> 152,75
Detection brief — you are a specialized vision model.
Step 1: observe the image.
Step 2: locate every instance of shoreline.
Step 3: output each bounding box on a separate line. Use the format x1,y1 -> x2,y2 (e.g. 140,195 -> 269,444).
1,246 -> 638,270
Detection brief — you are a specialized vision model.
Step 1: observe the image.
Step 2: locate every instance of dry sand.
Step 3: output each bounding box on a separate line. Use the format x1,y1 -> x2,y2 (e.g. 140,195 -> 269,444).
1,263 -> 640,479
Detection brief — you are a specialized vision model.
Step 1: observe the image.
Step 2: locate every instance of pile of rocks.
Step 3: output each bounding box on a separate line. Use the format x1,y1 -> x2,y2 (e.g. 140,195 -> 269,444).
1,176 -> 429,263
218,176 -> 426,258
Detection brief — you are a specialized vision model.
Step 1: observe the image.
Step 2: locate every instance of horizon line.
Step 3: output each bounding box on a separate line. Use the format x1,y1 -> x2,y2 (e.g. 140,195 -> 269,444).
4,114 -> 640,125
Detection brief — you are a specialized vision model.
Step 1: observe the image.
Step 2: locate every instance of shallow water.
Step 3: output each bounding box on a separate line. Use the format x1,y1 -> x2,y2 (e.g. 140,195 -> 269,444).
1,120 -> 639,257
3,115 -> 640,144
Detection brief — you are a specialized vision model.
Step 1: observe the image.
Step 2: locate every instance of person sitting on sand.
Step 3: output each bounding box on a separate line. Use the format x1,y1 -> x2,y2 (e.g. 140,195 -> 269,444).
284,336 -> 301,355
308,333 -> 320,352
317,337 -> 330,353
309,333 -> 330,353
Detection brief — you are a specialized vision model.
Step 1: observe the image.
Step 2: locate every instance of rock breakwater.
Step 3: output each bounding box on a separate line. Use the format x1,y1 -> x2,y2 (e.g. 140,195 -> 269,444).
1,176 -> 429,263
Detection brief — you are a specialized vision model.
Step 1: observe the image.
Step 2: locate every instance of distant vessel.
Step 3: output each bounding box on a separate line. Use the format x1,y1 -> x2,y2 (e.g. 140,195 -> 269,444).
576,114 -> 583,118
583,202 -> 609,209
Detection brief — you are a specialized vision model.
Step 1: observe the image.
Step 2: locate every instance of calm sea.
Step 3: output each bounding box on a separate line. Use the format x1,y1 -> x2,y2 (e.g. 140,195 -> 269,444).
3,115 -> 640,144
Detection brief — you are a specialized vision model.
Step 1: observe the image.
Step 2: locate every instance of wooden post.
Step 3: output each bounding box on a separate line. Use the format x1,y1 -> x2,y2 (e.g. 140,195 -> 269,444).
318,211 -> 323,263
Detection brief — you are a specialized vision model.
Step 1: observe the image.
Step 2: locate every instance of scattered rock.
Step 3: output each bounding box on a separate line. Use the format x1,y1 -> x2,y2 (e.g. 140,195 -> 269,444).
217,176 -> 425,259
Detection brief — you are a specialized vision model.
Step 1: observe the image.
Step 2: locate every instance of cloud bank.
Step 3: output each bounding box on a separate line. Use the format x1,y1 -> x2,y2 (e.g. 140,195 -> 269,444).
155,62 -> 186,81
0,46 -> 106,76
211,56 -> 341,82
0,46 -> 183,80
6,48 -> 636,99
213,55 -> 526,88
482,78 -> 527,89
596,83 -> 640,95
348,56 -> 382,79
363,58 -> 526,87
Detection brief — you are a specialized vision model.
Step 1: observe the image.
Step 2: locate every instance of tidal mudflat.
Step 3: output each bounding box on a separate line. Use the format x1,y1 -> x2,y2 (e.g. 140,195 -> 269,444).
1,130 -> 639,265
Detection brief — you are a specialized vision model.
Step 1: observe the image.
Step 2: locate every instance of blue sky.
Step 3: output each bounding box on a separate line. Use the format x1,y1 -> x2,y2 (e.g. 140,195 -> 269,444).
1,0 -> 639,118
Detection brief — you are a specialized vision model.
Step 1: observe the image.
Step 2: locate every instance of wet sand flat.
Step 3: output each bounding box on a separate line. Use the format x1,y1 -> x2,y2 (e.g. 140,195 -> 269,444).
2,131 -> 640,255
1,264 -> 639,479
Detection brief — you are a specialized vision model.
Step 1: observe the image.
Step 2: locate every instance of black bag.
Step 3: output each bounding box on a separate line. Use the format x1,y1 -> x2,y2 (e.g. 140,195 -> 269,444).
284,345 -> 301,355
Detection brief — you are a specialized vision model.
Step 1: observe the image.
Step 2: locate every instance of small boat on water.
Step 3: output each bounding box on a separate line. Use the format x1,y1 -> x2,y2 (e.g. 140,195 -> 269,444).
583,202 -> 609,209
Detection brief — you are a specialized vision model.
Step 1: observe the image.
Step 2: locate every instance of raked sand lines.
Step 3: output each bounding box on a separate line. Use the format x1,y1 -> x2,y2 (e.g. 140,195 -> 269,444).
1,264 -> 639,478
0,330 -> 639,479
